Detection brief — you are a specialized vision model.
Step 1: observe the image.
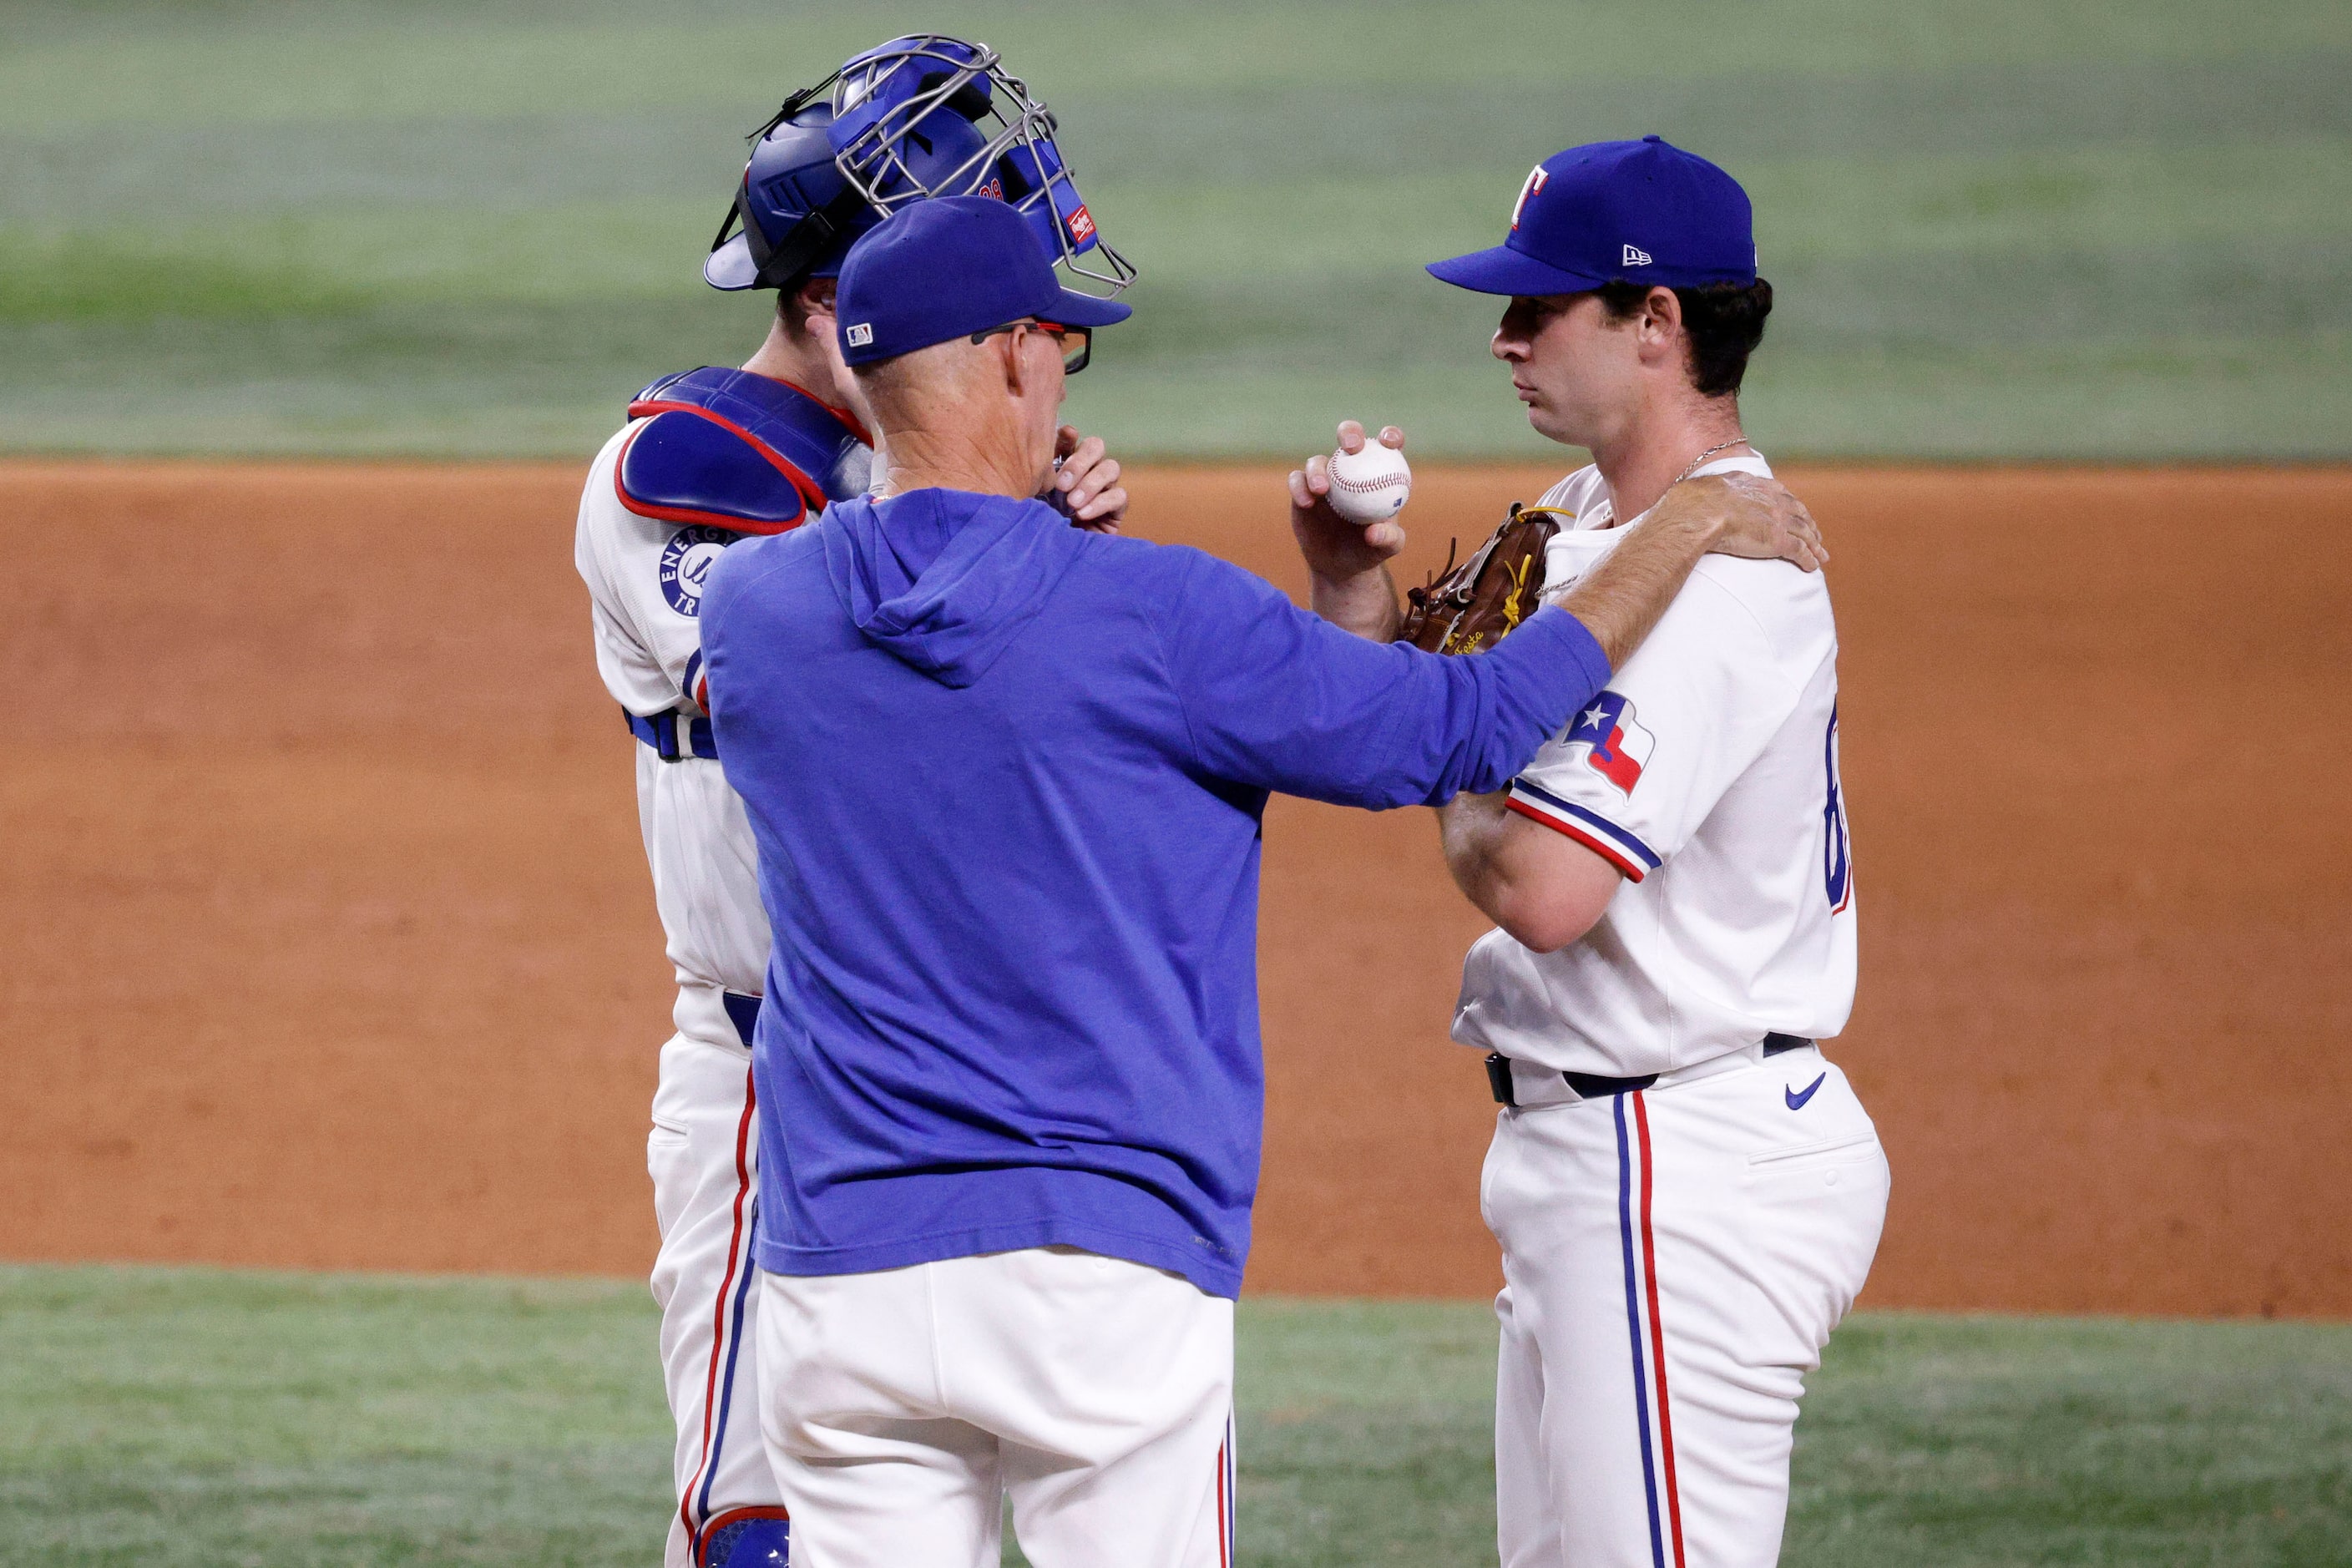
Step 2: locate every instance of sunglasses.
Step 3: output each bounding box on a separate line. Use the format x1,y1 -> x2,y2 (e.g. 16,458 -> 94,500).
969,318 -> 1092,375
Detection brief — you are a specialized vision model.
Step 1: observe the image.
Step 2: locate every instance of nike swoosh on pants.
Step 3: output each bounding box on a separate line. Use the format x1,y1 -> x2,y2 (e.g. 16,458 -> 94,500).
1784,1073 -> 1828,1110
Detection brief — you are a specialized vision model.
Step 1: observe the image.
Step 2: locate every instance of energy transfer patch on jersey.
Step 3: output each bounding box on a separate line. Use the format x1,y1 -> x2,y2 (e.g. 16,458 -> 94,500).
658,525 -> 735,618
1564,691 -> 1654,794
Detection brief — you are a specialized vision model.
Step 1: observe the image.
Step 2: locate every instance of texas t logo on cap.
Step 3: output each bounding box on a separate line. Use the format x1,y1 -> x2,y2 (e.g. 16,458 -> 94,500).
1510,166 -> 1550,230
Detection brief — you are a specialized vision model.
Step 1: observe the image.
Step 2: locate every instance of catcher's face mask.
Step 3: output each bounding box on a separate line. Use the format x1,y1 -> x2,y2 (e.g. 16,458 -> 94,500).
825,34 -> 1136,298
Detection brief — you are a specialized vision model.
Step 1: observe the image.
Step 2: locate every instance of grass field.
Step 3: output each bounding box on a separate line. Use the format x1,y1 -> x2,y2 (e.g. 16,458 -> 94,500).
3,0 -> 2347,459
5,1266 -> 2349,1566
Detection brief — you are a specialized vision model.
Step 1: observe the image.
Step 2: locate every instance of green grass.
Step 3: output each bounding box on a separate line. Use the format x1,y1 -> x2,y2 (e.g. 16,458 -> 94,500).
0,0 -> 2348,459
4,1265 -> 2348,1565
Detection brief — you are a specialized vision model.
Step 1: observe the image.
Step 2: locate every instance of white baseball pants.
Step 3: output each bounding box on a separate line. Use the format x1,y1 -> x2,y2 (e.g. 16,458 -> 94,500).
1483,1047 -> 1888,1568
649,1029 -> 785,1568
756,1247 -> 1237,1568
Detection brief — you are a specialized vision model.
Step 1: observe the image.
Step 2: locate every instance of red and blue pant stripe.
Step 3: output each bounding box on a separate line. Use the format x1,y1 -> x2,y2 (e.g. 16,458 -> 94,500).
1614,1090 -> 1687,1568
681,1064 -> 768,1565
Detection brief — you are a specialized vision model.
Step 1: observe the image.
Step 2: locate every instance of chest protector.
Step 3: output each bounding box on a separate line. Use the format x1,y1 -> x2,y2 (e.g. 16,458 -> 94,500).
615,366 -> 874,534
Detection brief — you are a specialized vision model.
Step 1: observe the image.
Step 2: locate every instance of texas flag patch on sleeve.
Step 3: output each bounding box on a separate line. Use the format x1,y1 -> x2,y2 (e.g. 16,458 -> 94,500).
1565,691 -> 1654,794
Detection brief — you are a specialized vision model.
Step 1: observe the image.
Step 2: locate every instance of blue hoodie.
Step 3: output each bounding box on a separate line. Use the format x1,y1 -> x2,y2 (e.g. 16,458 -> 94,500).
700,488 -> 1612,1298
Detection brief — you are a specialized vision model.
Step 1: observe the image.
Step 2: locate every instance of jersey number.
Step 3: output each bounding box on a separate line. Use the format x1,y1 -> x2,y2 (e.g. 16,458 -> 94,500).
1822,705 -> 1853,912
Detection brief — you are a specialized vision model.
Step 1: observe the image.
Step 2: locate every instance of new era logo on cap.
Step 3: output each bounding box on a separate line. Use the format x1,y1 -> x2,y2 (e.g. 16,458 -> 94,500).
1622,243 -> 1652,266
845,323 -> 874,347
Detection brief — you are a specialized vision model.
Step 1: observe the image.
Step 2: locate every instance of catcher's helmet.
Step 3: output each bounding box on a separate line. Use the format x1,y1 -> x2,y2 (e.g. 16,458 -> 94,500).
706,33 -> 1134,297
703,98 -> 984,291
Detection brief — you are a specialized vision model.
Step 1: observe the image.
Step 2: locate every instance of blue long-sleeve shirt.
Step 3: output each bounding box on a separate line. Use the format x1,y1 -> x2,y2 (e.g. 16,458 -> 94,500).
700,488 -> 1612,1297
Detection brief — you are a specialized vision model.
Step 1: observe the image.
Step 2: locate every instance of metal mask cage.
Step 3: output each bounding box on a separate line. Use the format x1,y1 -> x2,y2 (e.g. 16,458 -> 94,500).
824,35 -> 1136,297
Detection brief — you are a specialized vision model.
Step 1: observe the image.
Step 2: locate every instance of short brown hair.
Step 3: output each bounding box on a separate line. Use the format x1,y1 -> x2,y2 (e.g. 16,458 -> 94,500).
1595,278 -> 1773,398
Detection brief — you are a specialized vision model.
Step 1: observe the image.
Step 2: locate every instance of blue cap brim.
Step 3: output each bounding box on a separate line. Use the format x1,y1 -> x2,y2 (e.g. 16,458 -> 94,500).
704,233 -> 852,292
1038,286 -> 1131,328
704,232 -> 759,291
1425,244 -> 1606,296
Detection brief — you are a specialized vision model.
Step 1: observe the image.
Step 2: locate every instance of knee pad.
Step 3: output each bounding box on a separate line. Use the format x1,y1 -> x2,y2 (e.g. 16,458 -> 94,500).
701,1514 -> 790,1568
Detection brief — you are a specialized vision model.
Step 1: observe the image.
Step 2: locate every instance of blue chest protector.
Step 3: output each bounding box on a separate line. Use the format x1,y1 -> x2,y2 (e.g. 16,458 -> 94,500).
617,368 -> 873,761
615,366 -> 873,534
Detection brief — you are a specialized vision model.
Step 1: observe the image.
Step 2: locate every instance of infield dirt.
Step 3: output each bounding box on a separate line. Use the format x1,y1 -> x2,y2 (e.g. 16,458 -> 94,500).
3,462 -> 2345,1317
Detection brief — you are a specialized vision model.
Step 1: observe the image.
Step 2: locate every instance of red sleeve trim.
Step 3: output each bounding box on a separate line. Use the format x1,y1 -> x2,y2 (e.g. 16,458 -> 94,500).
1505,797 -> 1646,883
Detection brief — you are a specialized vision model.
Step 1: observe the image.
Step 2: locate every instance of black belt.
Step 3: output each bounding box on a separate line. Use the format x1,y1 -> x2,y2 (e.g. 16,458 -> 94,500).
1485,1033 -> 1812,1108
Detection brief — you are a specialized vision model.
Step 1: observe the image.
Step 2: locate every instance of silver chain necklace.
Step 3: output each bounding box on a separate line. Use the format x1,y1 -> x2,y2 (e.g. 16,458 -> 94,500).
1593,436 -> 1755,533
1670,436 -> 1751,488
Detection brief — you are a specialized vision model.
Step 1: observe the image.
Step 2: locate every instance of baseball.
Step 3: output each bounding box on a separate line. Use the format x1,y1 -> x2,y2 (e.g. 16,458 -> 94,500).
1324,440 -> 1413,524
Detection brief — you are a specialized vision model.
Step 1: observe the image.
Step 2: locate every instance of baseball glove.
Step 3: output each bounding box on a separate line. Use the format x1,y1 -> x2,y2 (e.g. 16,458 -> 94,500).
1398,503 -> 1566,654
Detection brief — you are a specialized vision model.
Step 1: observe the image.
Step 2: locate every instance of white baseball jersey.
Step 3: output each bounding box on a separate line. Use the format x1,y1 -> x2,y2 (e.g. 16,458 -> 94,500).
578,387 -> 878,1568
574,423 -> 789,1050
1451,454 -> 1857,1080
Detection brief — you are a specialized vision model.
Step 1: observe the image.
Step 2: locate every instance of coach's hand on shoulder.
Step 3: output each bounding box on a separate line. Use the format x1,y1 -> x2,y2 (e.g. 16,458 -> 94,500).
1290,421 -> 1409,581
1658,473 -> 1828,572
1046,426 -> 1128,534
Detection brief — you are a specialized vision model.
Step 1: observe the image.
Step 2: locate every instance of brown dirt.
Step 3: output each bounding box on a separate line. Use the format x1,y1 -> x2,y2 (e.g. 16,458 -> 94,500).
3,460 -> 2346,1317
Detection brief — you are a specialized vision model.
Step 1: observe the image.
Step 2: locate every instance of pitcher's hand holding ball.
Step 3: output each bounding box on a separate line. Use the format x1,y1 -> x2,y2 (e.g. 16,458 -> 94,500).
1290,421 -> 1410,583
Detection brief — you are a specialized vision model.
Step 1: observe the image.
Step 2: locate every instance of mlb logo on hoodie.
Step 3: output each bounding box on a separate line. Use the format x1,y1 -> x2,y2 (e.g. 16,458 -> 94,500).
1565,691 -> 1654,794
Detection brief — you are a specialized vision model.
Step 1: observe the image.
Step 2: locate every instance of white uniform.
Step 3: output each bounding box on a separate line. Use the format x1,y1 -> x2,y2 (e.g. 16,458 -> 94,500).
756,1251 -> 1237,1568
577,420 -> 873,1568
1455,455 -> 1889,1568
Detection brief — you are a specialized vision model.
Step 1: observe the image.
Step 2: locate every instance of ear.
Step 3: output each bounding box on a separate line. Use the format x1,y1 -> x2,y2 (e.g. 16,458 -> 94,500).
785,276 -> 838,337
999,326 -> 1033,398
1636,286 -> 1685,365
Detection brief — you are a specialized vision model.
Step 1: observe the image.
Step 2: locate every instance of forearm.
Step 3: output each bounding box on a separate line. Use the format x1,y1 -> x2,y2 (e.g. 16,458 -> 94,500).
1437,782 -> 1623,951
1308,564 -> 1402,642
1556,510 -> 1722,668
1436,789 -> 1517,926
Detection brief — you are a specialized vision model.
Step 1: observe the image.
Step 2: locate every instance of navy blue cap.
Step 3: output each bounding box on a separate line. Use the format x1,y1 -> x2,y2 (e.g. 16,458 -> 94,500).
835,196 -> 1132,367
1428,136 -> 1756,296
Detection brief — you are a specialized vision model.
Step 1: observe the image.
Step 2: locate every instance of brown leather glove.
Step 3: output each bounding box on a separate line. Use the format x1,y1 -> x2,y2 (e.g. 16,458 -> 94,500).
1398,503 -> 1565,654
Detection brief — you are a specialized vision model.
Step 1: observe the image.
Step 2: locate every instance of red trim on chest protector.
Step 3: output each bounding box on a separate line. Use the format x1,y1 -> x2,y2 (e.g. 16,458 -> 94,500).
615,402 -> 830,534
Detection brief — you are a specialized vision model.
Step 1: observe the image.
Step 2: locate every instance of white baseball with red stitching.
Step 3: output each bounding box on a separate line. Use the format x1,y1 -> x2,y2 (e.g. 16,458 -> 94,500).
1323,440 -> 1412,524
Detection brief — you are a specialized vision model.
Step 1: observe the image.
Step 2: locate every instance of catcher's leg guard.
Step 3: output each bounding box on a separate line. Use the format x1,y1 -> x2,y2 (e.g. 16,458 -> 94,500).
701,1510 -> 790,1568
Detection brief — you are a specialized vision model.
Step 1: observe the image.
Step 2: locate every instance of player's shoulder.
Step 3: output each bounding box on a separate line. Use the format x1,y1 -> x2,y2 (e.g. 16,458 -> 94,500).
609,366 -> 875,535
613,406 -> 817,534
576,422 -> 665,576
1677,552 -> 1834,675
1682,457 -> 1833,640
1534,464 -> 1606,519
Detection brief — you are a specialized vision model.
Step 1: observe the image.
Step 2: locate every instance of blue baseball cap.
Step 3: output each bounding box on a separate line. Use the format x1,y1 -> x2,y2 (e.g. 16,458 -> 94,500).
1428,136 -> 1757,296
835,195 -> 1132,367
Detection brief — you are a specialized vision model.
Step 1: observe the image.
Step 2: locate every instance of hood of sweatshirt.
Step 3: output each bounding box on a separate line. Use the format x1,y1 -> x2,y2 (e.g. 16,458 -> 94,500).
822,487 -> 1090,689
